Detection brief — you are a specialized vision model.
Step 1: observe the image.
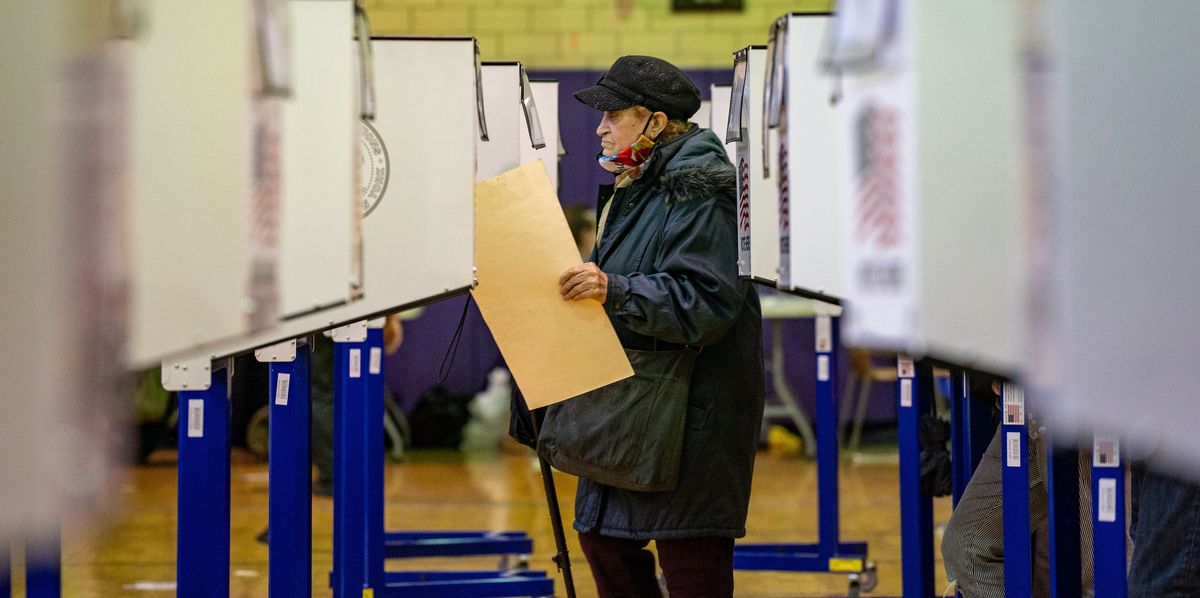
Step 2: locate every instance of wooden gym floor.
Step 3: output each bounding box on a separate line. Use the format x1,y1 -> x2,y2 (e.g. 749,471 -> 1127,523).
12,446 -> 953,597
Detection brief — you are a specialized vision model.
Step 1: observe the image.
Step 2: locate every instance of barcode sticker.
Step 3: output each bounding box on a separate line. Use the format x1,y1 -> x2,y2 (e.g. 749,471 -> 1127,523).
369,347 -> 382,375
815,315 -> 832,353
897,357 -> 915,378
187,399 -> 204,438
817,355 -> 830,381
1098,477 -> 1117,522
349,349 -> 362,378
1006,432 -> 1022,467
900,379 -> 913,407
274,372 -> 291,406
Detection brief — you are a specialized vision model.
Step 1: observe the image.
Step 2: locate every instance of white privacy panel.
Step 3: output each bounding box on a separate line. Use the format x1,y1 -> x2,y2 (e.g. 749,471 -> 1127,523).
279,0 -> 356,318
1,0 -> 126,543
160,37 -> 479,363
478,63 -> 521,180
708,86 -> 736,163
696,100 -> 713,141
1028,1 -> 1200,477
520,80 -> 559,189
127,0 -> 259,366
827,1 -> 1025,376
770,14 -> 845,299
727,47 -> 781,285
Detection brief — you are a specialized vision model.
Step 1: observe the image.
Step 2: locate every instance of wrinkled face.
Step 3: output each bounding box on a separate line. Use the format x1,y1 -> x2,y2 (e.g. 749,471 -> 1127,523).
596,106 -> 663,156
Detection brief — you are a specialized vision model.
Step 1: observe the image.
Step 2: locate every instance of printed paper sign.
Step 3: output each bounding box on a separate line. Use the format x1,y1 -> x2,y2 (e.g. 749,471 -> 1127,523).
1093,436 -> 1120,468
1003,383 -> 1025,426
815,315 -> 833,353
818,355 -> 830,382
274,372 -> 290,406
897,356 -> 915,378
900,378 -> 913,407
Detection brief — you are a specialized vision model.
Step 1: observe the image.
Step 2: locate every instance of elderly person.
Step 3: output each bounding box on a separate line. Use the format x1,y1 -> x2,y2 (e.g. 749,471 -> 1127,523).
556,55 -> 764,598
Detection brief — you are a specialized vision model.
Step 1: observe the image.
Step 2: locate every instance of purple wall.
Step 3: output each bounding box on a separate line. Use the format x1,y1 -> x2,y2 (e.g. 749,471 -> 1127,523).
384,68 -> 897,427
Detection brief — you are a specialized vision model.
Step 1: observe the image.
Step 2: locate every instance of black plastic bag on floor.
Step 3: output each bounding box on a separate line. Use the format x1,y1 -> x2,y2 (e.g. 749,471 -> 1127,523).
407,386 -> 473,449
919,414 -> 952,497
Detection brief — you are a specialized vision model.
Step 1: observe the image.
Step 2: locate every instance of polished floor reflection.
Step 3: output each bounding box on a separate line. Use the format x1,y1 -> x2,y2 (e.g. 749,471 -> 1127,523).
24,446 -> 952,597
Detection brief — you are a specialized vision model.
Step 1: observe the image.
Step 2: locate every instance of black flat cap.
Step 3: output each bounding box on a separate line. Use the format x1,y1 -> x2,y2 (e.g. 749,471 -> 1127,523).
574,55 -> 701,121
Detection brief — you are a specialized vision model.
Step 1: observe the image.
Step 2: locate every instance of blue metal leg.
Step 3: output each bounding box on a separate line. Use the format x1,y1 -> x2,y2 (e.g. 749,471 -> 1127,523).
177,364 -> 231,598
950,368 -> 968,506
1,544 -> 10,597
733,312 -> 869,578
1000,383 -> 1032,597
1091,435 -> 1127,598
269,340 -> 312,598
25,532 -> 61,598
815,314 -> 840,558
364,328 -> 386,590
897,356 -> 933,598
1047,437 -> 1082,598
331,333 -> 367,595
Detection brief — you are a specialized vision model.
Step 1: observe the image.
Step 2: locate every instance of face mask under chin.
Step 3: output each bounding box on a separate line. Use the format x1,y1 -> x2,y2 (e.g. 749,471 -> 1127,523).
597,115 -> 658,174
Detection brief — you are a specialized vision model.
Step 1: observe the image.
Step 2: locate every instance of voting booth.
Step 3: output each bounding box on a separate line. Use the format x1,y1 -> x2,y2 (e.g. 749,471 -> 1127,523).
726,46 -> 782,286
823,1 -> 1025,376
1026,2 -> 1200,479
279,0 -> 360,320
762,14 -> 846,302
520,80 -> 560,189
478,62 -> 545,181
0,0 -> 128,549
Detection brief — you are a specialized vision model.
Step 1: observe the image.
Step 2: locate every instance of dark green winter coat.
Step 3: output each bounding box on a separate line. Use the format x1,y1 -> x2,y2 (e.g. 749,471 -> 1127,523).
574,124 -> 765,539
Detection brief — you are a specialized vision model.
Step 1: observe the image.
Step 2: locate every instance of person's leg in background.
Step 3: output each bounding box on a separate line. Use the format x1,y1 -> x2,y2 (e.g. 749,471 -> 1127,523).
941,428 -> 1051,597
578,530 -> 662,598
656,536 -> 735,598
1127,467 -> 1200,598
309,335 -> 335,496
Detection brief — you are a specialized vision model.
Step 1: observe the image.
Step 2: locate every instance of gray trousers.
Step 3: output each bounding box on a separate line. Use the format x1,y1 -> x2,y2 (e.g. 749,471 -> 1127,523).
942,428 -> 1094,598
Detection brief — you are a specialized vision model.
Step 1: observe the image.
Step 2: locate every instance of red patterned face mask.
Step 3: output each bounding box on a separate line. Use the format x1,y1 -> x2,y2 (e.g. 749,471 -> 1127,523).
598,134 -> 657,174
598,115 -> 657,174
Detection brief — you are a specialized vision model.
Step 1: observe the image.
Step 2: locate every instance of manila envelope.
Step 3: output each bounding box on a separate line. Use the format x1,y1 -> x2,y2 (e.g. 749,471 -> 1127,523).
472,160 -> 633,408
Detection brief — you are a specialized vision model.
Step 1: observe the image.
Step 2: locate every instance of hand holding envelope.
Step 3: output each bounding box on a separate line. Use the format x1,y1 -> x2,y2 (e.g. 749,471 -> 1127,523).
472,160 -> 633,409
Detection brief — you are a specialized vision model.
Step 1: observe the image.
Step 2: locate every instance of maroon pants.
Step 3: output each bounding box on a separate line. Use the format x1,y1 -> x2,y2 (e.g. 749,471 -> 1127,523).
578,530 -> 735,598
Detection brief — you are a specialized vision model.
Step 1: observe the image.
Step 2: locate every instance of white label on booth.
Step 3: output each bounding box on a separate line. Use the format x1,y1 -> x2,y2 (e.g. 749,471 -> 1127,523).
897,357 -> 915,378
369,347 -> 382,375
900,378 -> 913,407
1098,478 -> 1117,522
274,373 -> 291,406
1003,384 -> 1025,426
349,348 -> 362,378
815,315 -> 833,353
187,399 -> 204,438
1006,432 -> 1022,467
818,355 -> 830,381
1093,437 -> 1121,468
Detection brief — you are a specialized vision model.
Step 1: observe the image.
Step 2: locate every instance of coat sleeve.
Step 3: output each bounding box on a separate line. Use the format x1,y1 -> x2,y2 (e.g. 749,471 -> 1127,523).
603,193 -> 745,346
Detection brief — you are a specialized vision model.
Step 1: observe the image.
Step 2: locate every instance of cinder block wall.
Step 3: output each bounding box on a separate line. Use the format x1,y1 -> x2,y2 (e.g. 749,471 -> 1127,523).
365,0 -> 834,69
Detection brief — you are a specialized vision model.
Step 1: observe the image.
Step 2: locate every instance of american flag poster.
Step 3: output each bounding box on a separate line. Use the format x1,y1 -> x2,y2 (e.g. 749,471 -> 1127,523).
839,67 -> 920,348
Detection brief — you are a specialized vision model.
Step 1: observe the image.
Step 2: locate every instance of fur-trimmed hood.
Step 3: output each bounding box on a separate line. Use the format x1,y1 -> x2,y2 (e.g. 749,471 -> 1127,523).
658,163 -> 737,204
640,125 -> 736,203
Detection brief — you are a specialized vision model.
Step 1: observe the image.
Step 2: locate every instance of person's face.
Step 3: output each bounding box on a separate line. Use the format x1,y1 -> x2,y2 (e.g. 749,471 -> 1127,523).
596,106 -> 664,156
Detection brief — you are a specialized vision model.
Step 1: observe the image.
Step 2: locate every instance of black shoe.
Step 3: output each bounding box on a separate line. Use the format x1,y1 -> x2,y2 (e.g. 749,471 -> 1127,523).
256,528 -> 269,545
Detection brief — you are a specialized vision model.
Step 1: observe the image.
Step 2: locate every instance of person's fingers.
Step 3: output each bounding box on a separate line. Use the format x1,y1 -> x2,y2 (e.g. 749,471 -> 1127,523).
560,271 -> 596,295
558,264 -> 586,285
564,280 -> 599,302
